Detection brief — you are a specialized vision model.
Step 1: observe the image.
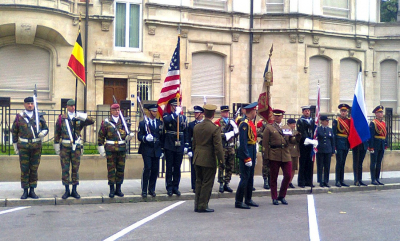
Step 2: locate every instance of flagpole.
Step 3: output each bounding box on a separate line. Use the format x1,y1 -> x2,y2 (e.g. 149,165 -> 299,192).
73,77 -> 78,146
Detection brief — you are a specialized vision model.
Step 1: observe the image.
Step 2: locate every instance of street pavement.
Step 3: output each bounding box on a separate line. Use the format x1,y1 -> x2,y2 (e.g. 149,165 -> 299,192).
1,171 -> 400,207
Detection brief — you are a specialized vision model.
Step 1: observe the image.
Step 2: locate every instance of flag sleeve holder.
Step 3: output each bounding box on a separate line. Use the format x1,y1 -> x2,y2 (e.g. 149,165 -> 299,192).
175,96 -> 181,147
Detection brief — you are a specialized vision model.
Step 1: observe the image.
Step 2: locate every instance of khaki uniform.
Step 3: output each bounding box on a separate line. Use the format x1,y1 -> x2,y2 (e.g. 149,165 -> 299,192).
288,129 -> 300,170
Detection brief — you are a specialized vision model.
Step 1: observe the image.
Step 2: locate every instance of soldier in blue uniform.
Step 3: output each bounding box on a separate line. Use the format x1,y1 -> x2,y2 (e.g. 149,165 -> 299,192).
368,105 -> 388,185
353,141 -> 368,186
137,104 -> 164,198
316,116 -> 335,188
187,105 -> 204,193
162,98 -> 188,196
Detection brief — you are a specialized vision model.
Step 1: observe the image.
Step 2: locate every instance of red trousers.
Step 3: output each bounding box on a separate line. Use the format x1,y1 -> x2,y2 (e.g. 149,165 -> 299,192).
270,160 -> 292,200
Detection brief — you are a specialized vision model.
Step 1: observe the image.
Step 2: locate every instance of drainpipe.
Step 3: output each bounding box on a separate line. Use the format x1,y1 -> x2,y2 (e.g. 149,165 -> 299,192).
249,0 -> 254,103
84,0 -> 89,112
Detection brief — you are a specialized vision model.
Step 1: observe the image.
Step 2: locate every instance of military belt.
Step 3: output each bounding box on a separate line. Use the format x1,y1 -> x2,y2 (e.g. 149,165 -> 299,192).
106,140 -> 126,145
374,136 -> 386,139
62,139 -> 81,145
337,134 -> 348,137
269,144 -> 288,149
166,131 -> 183,135
224,143 -> 235,148
19,137 -> 41,143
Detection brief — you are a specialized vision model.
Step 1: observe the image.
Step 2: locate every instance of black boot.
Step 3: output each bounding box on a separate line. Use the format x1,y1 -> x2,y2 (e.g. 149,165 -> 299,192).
70,185 -> 81,199
29,187 -> 39,199
21,188 -> 28,199
263,178 -> 270,189
115,184 -> 124,197
62,185 -> 70,199
219,183 -> 224,193
224,183 -> 233,193
109,185 -> 115,198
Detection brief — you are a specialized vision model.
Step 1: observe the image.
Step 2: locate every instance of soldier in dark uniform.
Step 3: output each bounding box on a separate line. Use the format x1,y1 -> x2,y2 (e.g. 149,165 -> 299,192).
332,104 -> 351,187
192,104 -> 224,213
235,102 -> 259,209
162,98 -> 188,196
368,105 -> 388,185
187,106 -> 204,193
287,118 -> 300,188
256,119 -> 270,189
296,105 -> 317,188
12,97 -> 49,199
98,103 -> 134,198
353,141 -> 368,186
214,105 -> 238,193
54,99 -> 95,199
316,116 -> 335,188
137,104 -> 164,198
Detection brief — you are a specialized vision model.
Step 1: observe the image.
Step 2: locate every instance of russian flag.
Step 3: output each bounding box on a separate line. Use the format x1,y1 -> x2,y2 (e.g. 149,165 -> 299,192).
348,68 -> 371,149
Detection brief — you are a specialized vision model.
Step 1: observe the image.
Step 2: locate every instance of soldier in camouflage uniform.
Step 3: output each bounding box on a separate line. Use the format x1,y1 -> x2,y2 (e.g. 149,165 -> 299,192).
54,99 -> 94,199
12,97 -> 49,199
256,119 -> 270,189
214,105 -> 239,193
98,103 -> 134,198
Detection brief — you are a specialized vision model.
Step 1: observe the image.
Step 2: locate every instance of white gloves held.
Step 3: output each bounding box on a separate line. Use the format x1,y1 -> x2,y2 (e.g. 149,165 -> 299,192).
160,152 -> 164,159
97,145 -> 106,157
74,112 -> 87,121
236,140 -> 240,148
145,134 -> 154,142
53,143 -> 60,155
13,143 -> 19,155
125,132 -> 134,141
256,144 -> 259,153
188,152 -> 193,158
225,131 -> 235,141
304,138 -> 318,147
175,106 -> 182,115
245,161 -> 253,167
38,130 -> 48,141
184,147 -> 188,154
229,120 -> 239,134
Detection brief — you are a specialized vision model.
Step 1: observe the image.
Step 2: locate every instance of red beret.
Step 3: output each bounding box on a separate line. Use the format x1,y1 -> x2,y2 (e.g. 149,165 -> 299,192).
111,103 -> 120,109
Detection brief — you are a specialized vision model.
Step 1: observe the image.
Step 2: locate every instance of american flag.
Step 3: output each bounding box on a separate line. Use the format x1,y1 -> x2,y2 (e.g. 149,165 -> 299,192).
312,83 -> 320,162
157,36 -> 181,118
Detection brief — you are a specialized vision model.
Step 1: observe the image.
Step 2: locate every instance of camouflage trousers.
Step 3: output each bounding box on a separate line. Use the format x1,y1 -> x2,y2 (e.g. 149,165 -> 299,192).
218,147 -> 235,184
106,150 -> 126,185
262,152 -> 270,179
60,145 -> 82,185
18,145 -> 42,189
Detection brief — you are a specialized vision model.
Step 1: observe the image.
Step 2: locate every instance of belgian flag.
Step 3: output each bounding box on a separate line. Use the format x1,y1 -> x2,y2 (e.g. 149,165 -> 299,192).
67,28 -> 85,85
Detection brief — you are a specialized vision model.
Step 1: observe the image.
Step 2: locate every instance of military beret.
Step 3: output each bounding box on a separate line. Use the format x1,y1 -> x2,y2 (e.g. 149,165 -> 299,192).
243,102 -> 258,110
66,99 -> 75,106
272,109 -> 285,116
373,105 -> 384,113
203,104 -> 217,111
111,103 -> 120,109
287,118 -> 296,124
320,115 -> 329,121
194,105 -> 204,113
301,105 -> 311,110
24,97 -> 34,103
338,104 -> 350,110
220,105 -> 229,112
168,98 -> 178,106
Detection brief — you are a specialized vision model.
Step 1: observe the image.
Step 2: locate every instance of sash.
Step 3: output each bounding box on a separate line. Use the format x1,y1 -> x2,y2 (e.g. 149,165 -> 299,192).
65,119 -> 74,143
248,120 -> 257,144
105,118 -> 122,141
337,117 -> 350,135
20,112 -> 37,138
373,119 -> 387,137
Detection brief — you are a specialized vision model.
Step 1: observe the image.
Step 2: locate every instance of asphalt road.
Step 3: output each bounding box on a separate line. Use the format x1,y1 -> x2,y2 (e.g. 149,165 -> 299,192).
1,189 -> 399,241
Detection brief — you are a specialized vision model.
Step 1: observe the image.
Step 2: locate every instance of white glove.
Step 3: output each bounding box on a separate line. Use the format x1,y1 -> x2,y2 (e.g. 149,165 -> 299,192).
13,143 -> 19,155
225,131 -> 235,141
304,138 -> 314,146
256,144 -> 259,153
160,152 -> 164,159
312,140 -> 318,148
184,147 -> 188,154
125,132 -> 134,141
245,161 -> 253,167
188,152 -> 193,158
175,106 -> 182,115
53,143 -> 60,155
230,120 -> 239,134
38,130 -> 47,141
236,140 -> 240,148
97,145 -> 106,157
145,134 -> 154,142
75,112 -> 87,121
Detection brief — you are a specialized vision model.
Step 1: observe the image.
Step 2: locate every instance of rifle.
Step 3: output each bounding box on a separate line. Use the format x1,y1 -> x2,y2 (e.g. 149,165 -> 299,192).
33,84 -> 40,134
233,107 -> 241,120
136,96 -> 151,135
112,96 -> 130,135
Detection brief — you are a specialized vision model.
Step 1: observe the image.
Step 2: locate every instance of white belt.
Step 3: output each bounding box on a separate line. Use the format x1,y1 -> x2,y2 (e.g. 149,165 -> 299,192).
106,140 -> 126,145
62,139 -> 81,145
19,137 -> 41,143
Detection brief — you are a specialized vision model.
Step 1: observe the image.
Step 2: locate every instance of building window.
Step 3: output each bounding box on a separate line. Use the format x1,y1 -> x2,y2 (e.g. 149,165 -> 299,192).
115,0 -> 142,49
0,44 -> 51,100
193,0 -> 227,11
323,0 -> 349,19
309,56 -> 331,113
380,60 -> 398,112
266,0 -> 284,13
340,58 -> 359,105
137,80 -> 152,101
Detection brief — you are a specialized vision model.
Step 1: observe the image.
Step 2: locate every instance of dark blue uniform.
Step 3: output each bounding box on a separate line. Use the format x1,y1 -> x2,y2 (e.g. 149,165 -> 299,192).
369,119 -> 387,184
163,112 -> 188,194
188,119 -> 201,190
296,116 -> 315,187
316,126 -> 335,186
352,141 -> 368,185
138,118 -> 164,196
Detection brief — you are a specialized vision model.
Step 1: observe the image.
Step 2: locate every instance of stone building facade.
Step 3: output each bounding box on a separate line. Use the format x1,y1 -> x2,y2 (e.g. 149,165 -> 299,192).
1,0 -> 399,115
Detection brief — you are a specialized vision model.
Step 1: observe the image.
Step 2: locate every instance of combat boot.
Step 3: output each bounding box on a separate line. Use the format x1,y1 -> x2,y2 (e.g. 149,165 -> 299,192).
62,185 -> 70,199
70,185 -> 81,199
263,178 -> 270,190
223,183 -> 233,193
109,185 -> 115,198
219,183 -> 224,193
115,184 -> 124,197
21,188 -> 28,199
29,187 -> 39,199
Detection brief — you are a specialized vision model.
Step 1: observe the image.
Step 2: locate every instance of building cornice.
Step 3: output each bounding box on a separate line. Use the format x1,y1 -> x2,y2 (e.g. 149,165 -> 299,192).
93,58 -> 164,67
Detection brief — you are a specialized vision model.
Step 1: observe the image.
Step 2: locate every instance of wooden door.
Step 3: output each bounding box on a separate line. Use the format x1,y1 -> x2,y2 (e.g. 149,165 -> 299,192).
104,78 -> 127,105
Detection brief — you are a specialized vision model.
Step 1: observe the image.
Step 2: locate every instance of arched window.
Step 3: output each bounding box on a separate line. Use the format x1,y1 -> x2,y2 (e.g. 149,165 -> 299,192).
309,56 -> 331,112
191,52 -> 224,107
380,60 -> 398,111
340,58 -> 359,105
0,44 -> 51,100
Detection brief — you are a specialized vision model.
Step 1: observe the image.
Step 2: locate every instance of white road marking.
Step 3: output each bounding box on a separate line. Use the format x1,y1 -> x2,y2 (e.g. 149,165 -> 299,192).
0,206 -> 30,215
307,195 -> 320,241
104,201 -> 185,241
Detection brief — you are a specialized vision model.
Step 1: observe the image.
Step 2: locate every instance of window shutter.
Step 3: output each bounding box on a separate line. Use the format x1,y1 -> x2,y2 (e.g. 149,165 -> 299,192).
380,60 -> 398,111
309,56 -> 330,112
340,59 -> 358,105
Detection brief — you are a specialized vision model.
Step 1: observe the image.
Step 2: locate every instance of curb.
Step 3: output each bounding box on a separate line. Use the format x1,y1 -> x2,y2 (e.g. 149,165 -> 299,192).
3,183 -> 400,207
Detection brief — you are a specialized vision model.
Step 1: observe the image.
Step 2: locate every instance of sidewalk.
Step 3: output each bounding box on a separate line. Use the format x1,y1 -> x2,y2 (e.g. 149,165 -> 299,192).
1,172 -> 400,207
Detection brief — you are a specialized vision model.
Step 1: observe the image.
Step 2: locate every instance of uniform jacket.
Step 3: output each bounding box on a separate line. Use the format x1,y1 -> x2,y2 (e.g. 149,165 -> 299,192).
192,118 -> 224,168
214,118 -> 236,148
332,117 -> 350,150
256,120 -> 267,145
162,112 -> 188,152
188,119 -> 202,153
98,116 -> 128,152
369,119 -> 388,151
262,122 -> 296,162
296,116 -> 315,144
237,117 -> 257,162
316,126 -> 335,154
137,118 -> 164,157
55,112 -> 94,147
288,129 -> 301,157
11,111 -> 48,149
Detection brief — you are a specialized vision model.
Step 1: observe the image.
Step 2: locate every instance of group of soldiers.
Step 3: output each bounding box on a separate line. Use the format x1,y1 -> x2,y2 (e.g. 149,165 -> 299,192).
11,97 -> 388,210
